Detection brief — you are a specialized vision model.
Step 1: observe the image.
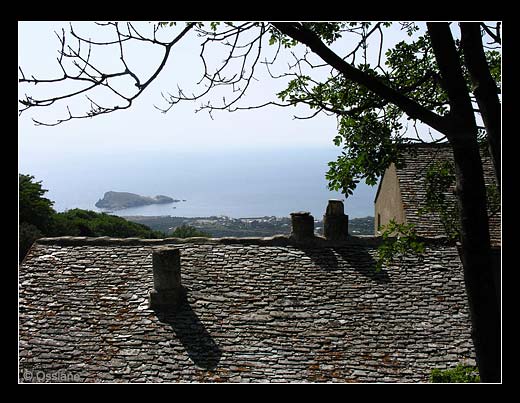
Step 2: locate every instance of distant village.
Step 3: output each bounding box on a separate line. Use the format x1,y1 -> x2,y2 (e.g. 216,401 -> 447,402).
124,215 -> 375,238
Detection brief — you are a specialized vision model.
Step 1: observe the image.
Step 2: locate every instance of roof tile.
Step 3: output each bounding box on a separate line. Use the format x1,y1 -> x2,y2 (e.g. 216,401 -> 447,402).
395,144 -> 500,245
19,238 -> 476,383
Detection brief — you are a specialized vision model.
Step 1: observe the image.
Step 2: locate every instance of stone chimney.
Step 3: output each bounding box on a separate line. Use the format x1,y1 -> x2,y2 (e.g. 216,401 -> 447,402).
149,247 -> 186,309
290,211 -> 315,241
323,199 -> 349,241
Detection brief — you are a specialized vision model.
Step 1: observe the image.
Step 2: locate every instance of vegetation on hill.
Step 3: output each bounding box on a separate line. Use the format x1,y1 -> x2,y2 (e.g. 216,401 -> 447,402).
169,225 -> 212,238
51,209 -> 164,238
18,174 -> 164,262
348,216 -> 374,235
19,174 -> 55,233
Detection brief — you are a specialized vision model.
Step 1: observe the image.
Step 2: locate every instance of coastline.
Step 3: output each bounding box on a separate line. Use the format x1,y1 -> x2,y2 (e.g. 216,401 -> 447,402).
123,215 -> 375,237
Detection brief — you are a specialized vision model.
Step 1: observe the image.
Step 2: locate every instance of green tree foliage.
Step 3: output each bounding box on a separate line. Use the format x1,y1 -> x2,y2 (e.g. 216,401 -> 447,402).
377,155 -> 499,270
430,364 -> 480,383
273,23 -> 500,199
51,209 -> 165,238
419,161 -> 460,240
325,113 -> 406,195
19,175 -> 165,261
419,157 -> 500,242
19,174 -> 56,260
170,225 -> 212,238
19,222 -> 44,262
375,219 -> 425,271
19,174 -> 56,231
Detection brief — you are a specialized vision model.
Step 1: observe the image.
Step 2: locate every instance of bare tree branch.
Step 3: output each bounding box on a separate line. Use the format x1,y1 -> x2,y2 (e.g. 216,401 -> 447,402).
19,21 -> 458,132
19,22 -> 197,125
156,23 -> 270,116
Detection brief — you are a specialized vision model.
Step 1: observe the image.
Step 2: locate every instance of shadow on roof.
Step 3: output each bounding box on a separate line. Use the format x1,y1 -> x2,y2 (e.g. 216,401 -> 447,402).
152,300 -> 222,371
297,246 -> 390,284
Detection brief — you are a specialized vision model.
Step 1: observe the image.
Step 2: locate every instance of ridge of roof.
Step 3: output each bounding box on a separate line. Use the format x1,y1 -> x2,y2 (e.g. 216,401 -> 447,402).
34,234 -> 456,248
399,141 -> 451,148
373,172 -> 385,204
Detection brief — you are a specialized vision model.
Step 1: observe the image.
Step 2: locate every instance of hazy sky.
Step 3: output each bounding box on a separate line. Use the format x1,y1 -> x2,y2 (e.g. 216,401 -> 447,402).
18,22 -> 500,220
19,21 -> 438,158
17,21 -> 446,218
18,21 -> 342,157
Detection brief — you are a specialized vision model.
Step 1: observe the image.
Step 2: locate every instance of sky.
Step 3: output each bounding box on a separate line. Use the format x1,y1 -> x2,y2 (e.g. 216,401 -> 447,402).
19,21 -> 442,157
18,21 -> 458,218
18,21 -> 343,156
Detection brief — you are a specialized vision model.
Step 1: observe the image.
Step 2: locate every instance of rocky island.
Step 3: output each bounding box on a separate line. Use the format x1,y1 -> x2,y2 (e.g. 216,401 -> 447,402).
95,191 -> 179,211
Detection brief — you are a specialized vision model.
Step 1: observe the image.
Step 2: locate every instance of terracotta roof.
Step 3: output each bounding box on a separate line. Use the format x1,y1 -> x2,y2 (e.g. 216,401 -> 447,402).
19,236 -> 476,383
393,143 -> 500,245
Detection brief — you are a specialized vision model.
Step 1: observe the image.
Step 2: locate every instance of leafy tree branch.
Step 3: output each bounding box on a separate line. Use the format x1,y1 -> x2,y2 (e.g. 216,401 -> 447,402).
375,219 -> 425,272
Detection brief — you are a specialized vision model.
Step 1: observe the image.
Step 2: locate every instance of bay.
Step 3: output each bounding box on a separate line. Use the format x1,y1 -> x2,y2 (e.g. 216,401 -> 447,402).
19,147 -> 377,219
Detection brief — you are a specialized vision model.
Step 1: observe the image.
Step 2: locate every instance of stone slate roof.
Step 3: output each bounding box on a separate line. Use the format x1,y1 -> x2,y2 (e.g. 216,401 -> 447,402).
19,235 -> 476,383
393,143 -> 500,245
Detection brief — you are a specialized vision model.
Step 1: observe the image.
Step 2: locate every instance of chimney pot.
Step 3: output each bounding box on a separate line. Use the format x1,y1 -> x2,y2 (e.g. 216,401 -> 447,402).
290,211 -> 315,241
326,199 -> 344,216
323,200 -> 349,241
149,247 -> 186,308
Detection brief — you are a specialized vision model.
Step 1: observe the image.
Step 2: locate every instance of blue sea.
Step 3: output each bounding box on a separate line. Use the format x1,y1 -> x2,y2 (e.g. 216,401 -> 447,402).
19,147 -> 377,219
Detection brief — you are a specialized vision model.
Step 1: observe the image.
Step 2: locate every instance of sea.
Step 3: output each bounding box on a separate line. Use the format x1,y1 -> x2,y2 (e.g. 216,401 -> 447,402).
19,147 -> 377,219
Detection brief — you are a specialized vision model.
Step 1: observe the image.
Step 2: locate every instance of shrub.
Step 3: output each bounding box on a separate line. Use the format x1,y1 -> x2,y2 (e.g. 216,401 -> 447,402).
19,222 -> 43,262
375,219 -> 425,271
170,225 -> 212,238
19,174 -> 56,232
430,364 -> 480,383
52,209 -> 165,238
19,174 -> 167,262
